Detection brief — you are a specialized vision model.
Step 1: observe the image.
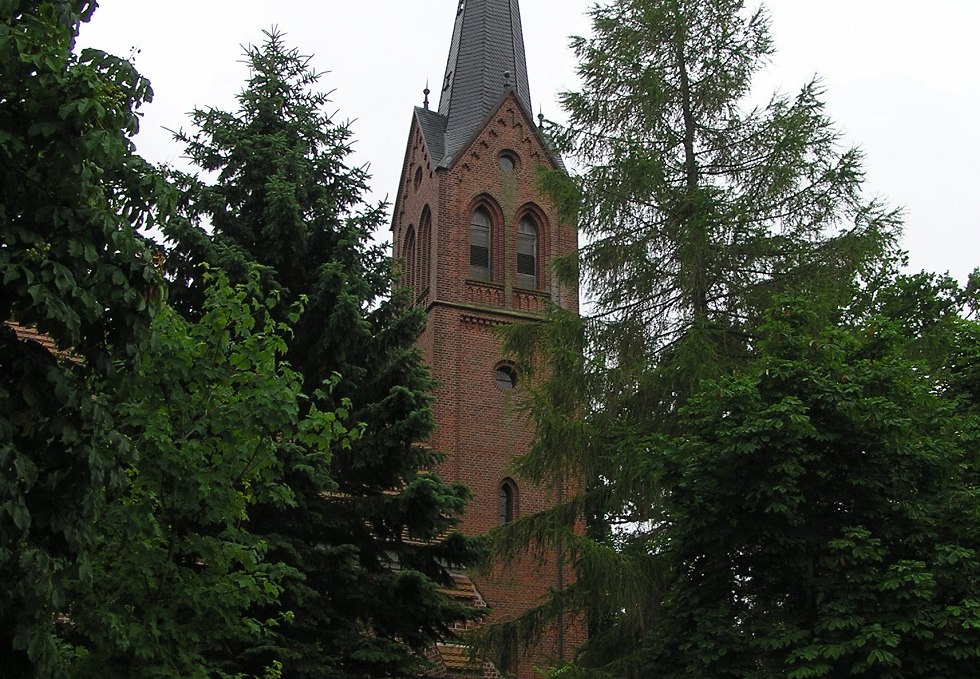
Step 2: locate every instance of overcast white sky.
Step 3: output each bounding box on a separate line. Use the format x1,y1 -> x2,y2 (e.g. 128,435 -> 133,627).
78,0 -> 978,283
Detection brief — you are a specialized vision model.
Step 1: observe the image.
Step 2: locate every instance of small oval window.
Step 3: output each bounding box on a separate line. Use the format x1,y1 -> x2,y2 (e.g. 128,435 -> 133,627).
413,166 -> 423,191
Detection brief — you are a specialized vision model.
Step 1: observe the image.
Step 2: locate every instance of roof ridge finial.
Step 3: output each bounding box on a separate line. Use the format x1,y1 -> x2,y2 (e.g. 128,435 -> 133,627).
503,70 -> 511,89
423,80 -> 430,110
538,106 -> 545,130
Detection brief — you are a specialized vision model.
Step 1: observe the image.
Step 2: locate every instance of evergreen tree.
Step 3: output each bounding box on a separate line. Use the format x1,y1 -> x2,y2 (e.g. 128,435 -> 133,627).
165,31 -> 482,678
1,1 -> 167,673
501,286 -> 980,678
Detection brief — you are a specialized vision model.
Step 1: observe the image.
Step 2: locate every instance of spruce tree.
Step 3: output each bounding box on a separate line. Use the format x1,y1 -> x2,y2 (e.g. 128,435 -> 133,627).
165,31 -> 482,679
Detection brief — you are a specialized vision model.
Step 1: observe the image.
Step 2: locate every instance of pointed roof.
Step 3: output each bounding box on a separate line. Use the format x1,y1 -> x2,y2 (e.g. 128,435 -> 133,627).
435,0 -> 533,165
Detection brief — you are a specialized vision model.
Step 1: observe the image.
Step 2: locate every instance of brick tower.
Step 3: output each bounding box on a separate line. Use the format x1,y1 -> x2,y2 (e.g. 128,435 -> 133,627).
390,1 -> 579,677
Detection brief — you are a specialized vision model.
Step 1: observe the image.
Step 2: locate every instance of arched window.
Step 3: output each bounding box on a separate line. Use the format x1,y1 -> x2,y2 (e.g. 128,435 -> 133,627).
517,216 -> 537,288
404,226 -> 417,295
470,208 -> 491,281
495,364 -> 517,391
499,479 -> 517,524
419,207 -> 432,296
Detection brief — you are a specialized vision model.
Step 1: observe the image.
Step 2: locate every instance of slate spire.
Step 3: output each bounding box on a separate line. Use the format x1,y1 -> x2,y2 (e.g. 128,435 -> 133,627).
437,0 -> 533,163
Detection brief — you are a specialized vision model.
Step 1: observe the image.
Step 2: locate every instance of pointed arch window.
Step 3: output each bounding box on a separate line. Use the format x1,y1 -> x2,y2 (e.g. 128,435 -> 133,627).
418,207 -> 432,298
404,226 -> 417,295
517,216 -> 537,289
499,479 -> 517,524
470,208 -> 491,281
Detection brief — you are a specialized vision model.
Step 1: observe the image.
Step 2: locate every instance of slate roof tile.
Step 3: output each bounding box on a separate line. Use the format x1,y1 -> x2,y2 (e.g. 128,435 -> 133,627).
436,0 -> 534,164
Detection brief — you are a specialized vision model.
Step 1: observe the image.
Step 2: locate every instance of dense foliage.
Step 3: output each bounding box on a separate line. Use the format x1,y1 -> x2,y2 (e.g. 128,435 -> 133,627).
493,0 -> 980,677
1,1 -> 166,672
2,6 -> 477,678
5,1 -> 977,677
165,31 -> 482,679
66,273 -> 353,678
636,300 -> 980,677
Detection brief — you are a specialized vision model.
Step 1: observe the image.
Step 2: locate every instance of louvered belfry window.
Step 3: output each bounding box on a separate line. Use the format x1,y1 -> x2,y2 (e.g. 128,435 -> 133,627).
517,216 -> 537,288
470,208 -> 491,281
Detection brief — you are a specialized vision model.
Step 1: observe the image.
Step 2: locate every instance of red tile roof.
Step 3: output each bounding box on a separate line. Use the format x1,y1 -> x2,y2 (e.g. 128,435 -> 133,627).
5,321 -> 58,352
437,644 -> 484,673
3,321 -> 76,361
425,574 -> 503,678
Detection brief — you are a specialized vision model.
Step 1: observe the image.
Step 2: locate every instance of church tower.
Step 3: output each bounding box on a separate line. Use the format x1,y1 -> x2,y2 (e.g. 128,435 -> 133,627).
391,1 -> 579,677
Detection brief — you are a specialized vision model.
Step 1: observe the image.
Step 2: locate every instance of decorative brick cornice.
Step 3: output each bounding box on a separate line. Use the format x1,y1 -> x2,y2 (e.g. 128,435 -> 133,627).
428,300 -> 543,325
460,313 -> 510,327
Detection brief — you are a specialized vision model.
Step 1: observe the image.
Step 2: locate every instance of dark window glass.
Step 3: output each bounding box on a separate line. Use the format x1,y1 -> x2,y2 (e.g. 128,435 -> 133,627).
495,365 -> 516,390
498,155 -> 515,172
499,481 -> 516,524
471,244 -> 489,266
517,217 -> 537,288
470,208 -> 491,280
404,227 -> 416,295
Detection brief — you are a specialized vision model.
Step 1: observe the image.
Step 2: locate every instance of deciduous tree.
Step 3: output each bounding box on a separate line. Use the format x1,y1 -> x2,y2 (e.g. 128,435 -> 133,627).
635,300 -> 980,678
66,273 -> 354,679
549,0 -> 900,400
1,1 -> 167,672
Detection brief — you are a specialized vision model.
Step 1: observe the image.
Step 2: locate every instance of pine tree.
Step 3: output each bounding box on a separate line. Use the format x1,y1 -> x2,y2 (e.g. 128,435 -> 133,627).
165,31 -> 482,678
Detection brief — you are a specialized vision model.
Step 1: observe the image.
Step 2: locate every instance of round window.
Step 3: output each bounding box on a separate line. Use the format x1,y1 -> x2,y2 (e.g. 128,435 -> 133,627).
498,151 -> 519,172
495,365 -> 517,390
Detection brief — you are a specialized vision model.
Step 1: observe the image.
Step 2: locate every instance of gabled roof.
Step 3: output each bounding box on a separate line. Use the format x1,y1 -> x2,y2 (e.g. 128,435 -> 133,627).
396,0 -> 563,213
436,0 -> 533,166
416,106 -> 448,163
415,88 -> 564,173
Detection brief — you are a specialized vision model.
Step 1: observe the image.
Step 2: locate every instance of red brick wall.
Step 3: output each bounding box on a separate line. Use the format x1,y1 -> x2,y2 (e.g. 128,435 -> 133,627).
393,118 -> 441,308
394,92 -> 581,679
